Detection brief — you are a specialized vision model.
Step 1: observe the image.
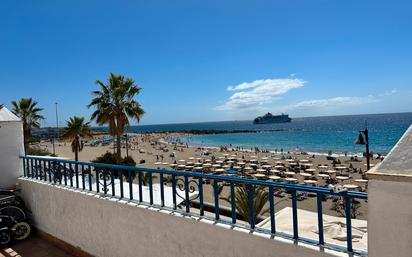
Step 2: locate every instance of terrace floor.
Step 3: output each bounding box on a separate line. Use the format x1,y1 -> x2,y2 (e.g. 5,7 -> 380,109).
1,236 -> 75,257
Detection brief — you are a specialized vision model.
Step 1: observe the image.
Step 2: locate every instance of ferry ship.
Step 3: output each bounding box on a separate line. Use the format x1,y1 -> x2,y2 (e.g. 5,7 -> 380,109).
253,113 -> 292,124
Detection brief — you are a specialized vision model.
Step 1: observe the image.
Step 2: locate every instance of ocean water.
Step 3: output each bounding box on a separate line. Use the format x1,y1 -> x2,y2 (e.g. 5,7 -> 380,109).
129,112 -> 412,155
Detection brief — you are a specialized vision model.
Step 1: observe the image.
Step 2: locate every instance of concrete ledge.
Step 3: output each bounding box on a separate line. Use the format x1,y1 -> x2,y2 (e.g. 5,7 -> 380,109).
367,125 -> 412,178
367,171 -> 412,183
18,178 -> 349,257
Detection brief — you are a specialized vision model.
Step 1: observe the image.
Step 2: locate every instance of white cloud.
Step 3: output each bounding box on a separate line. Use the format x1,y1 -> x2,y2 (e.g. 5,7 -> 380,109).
292,95 -> 378,108
378,89 -> 397,97
216,78 -> 305,111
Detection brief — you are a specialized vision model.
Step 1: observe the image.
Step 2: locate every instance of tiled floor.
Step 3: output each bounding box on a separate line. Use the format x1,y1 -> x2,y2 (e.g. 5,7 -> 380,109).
1,236 -> 75,257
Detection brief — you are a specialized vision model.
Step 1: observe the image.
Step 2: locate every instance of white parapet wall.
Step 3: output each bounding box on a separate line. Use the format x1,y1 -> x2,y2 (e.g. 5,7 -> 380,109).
367,125 -> 412,257
0,107 -> 24,189
19,178 -> 341,257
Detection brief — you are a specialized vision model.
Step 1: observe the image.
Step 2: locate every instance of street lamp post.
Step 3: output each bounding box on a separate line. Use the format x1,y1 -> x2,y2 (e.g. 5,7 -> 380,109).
355,127 -> 370,170
52,102 -> 58,156
55,102 -> 59,139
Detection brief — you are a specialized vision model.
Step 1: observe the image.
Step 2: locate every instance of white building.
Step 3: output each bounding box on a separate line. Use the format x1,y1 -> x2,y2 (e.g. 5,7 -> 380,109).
0,106 -> 24,189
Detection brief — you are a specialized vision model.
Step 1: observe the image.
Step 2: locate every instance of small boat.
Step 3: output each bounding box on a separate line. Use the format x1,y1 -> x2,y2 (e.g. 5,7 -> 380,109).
253,113 -> 292,124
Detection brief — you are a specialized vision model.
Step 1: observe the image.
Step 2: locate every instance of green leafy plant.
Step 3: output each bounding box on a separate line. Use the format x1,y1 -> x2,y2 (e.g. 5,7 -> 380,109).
220,184 -> 269,224
92,152 -> 137,180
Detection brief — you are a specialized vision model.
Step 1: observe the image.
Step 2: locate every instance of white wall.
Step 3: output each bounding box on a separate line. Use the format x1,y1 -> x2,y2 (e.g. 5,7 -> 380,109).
19,178 -> 338,257
367,180 -> 412,257
0,121 -> 24,188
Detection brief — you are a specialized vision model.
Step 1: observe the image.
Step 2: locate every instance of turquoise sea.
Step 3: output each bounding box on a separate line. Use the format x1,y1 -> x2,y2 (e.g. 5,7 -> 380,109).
129,112 -> 412,155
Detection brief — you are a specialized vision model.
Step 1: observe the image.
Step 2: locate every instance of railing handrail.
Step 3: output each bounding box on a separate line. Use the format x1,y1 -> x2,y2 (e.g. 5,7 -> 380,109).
21,155 -> 367,199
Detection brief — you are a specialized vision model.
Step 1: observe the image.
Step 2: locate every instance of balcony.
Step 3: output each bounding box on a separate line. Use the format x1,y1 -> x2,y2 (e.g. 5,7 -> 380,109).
9,154 -> 367,257
2,126 -> 412,257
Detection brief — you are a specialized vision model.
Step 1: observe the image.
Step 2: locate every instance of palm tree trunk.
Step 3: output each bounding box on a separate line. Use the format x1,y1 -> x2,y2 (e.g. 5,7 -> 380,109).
75,148 -> 79,162
116,133 -> 121,163
23,126 -> 30,155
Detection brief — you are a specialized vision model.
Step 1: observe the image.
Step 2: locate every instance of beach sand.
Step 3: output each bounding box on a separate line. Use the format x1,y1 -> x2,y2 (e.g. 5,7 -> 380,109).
34,132 -> 379,220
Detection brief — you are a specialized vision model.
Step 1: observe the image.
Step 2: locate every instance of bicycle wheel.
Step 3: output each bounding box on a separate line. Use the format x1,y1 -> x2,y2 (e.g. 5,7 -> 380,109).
12,222 -> 31,240
0,228 -> 12,246
0,206 -> 27,221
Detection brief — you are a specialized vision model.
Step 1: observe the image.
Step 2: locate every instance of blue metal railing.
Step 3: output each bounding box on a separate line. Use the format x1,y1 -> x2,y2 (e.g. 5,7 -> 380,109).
21,155 -> 367,255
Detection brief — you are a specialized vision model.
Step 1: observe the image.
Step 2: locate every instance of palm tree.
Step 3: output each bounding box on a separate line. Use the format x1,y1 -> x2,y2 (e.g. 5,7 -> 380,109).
221,184 -> 269,224
220,184 -> 288,225
11,98 -> 45,153
62,116 -> 92,161
87,73 -> 145,162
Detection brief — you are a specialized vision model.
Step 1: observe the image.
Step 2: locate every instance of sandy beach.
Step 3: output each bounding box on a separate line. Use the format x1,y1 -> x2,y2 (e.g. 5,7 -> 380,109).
34,132 -> 379,220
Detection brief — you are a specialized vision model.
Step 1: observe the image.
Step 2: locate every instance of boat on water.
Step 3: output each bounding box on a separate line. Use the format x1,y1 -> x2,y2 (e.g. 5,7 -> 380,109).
253,113 -> 292,124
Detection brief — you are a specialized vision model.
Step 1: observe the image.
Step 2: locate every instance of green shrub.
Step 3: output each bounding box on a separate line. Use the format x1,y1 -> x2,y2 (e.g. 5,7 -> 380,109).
91,152 -> 136,180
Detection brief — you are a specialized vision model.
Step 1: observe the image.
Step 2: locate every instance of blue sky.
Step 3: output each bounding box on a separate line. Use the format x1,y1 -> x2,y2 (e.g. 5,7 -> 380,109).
0,0 -> 411,126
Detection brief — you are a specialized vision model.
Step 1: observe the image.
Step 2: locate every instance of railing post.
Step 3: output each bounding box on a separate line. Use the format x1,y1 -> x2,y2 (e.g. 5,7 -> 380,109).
81,164 -> 85,190
172,174 -> 177,210
230,182 -> 236,224
43,160 -> 47,181
63,163 -> 67,186
160,173 -> 164,207
35,159 -> 38,179
69,163 -> 73,187
88,165 -> 92,191
269,186 -> 276,234
149,173 -> 153,205
75,163 -> 79,189
198,177 -> 204,216
22,157 -> 26,177
48,160 -> 52,183
96,168 -> 100,193
317,193 -> 324,245
128,170 -> 133,200
292,190 -> 299,240
248,184 -> 255,229
213,179 -> 220,220
345,194 -> 353,252
103,169 -> 107,194
138,172 -> 143,202
38,160 -> 42,180
111,169 -> 115,197
30,159 -> 34,179
44,160 -> 48,181
184,176 -> 190,213
119,169 -> 124,199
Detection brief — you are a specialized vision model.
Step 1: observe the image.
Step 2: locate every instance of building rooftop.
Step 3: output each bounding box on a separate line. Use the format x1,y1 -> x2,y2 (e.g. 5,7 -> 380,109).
0,107 -> 20,122
368,125 -> 412,179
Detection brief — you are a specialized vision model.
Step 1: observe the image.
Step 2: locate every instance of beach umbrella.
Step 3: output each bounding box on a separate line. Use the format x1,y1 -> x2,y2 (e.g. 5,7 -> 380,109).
269,175 -> 280,181
254,174 -> 266,179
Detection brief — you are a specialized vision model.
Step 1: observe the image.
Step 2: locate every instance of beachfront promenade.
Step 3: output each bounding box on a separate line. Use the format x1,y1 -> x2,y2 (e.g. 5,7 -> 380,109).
2,126 -> 412,257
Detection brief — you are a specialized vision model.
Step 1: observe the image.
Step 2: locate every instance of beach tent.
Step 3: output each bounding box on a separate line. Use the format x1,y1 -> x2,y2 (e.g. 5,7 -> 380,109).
256,207 -> 367,252
0,107 -> 24,189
